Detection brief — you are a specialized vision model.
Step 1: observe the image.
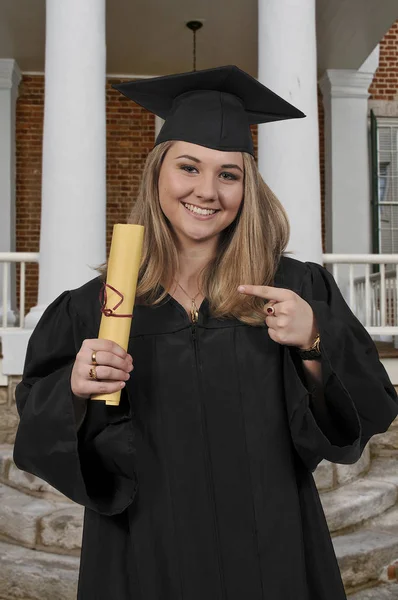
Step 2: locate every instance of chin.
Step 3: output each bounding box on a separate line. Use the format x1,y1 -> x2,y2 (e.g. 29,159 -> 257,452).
181,227 -> 219,244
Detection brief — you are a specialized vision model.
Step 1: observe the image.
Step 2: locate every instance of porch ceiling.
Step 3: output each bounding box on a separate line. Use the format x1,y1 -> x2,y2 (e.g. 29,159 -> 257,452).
0,0 -> 396,77
316,0 -> 397,72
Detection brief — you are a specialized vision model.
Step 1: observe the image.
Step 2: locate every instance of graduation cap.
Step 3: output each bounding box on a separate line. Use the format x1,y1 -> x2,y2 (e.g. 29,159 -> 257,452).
112,65 -> 305,156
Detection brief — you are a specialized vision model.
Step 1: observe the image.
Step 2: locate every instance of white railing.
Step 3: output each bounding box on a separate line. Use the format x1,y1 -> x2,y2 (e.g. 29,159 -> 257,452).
0,252 -> 40,330
323,254 -> 398,336
1,252 -> 398,336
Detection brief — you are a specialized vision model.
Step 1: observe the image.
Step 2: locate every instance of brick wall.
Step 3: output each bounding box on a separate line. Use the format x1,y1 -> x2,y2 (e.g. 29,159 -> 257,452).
15,75 -> 44,313
106,79 -> 155,254
369,20 -> 398,101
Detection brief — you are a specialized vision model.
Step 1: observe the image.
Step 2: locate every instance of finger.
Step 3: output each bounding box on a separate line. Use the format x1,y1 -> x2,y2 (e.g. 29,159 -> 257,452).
265,314 -> 289,330
90,365 -> 131,382
265,315 -> 277,329
86,350 -> 133,373
238,285 -> 295,303
88,380 -> 127,396
267,326 -> 279,343
82,338 -> 128,359
72,378 -> 126,399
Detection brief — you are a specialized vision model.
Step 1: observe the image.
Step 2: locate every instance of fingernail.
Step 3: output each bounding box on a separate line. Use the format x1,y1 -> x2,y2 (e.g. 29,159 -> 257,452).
120,382 -> 126,388
238,286 -> 245,293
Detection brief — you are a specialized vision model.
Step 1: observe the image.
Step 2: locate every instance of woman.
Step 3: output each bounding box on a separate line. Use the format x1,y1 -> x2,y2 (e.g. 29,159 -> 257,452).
13,66 -> 398,600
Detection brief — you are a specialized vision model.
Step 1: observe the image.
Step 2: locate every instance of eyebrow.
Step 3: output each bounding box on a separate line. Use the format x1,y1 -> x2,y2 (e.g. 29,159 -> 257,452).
175,154 -> 244,174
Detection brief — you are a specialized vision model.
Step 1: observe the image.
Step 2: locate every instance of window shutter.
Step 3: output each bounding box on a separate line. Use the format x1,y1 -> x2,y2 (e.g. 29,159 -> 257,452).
370,110 -> 379,254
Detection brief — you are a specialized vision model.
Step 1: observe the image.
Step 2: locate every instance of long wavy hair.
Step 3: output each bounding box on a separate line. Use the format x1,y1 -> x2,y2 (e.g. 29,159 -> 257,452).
101,141 -> 290,326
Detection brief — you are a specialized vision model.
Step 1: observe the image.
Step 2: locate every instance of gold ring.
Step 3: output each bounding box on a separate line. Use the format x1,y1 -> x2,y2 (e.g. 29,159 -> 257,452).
89,366 -> 97,380
91,351 -> 97,366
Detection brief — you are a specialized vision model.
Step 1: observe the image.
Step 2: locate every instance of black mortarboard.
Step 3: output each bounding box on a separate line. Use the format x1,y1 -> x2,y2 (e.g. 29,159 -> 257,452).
112,65 -> 305,156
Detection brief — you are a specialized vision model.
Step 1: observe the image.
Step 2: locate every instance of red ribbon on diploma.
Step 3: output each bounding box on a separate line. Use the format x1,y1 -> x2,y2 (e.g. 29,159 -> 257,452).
99,282 -> 133,318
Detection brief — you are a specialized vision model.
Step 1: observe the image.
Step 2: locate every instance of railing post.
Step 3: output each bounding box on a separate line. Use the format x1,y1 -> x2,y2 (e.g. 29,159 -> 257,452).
2,263 -> 8,328
20,262 -> 26,328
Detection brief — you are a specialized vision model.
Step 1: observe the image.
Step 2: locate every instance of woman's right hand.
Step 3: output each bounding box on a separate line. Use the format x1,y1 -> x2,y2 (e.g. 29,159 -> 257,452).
71,339 -> 133,399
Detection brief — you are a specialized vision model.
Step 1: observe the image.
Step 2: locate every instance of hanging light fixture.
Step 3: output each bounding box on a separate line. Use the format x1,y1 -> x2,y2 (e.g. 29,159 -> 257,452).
186,20 -> 203,72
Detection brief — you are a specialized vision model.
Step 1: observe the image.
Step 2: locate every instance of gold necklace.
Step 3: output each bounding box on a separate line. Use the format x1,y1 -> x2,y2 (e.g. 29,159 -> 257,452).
174,280 -> 201,323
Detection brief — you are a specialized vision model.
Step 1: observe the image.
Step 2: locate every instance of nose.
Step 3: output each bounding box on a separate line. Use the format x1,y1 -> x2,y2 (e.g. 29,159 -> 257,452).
194,173 -> 218,202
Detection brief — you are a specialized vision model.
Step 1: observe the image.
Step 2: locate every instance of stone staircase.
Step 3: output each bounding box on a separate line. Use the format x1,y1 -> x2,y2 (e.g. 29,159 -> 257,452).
314,417 -> 398,598
0,444 -> 81,600
0,422 -> 398,599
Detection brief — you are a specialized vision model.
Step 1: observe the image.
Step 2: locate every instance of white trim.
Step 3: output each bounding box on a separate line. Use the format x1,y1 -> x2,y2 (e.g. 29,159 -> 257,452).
376,116 -> 398,128
369,101 -> 398,118
107,73 -> 159,80
155,116 -> 164,138
323,254 -> 398,263
21,71 -> 45,76
0,252 -> 39,262
0,59 -> 22,91
0,360 -> 8,386
319,70 -> 374,100
380,358 -> 398,386
22,70 -> 159,80
359,46 -> 380,74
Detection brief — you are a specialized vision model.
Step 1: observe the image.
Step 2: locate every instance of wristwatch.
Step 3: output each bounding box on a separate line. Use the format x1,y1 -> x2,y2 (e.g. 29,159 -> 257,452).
295,334 -> 321,360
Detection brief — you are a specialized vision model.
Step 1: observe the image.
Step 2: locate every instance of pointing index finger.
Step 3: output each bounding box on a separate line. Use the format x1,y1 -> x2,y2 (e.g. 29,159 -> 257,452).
238,285 -> 294,302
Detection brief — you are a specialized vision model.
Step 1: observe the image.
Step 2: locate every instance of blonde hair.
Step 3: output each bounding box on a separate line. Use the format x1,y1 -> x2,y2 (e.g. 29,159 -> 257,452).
103,141 -> 290,326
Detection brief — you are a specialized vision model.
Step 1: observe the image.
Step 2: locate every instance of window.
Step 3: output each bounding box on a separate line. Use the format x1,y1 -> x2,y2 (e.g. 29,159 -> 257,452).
371,113 -> 398,253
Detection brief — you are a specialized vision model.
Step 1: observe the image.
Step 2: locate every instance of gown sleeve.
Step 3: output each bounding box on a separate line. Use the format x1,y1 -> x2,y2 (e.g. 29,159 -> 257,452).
283,261 -> 398,472
13,290 -> 138,516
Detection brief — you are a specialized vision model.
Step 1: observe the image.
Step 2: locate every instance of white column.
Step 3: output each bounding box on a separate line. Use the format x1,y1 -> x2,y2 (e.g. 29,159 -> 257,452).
319,48 -> 379,257
258,0 -> 322,264
25,0 -> 107,328
0,59 -> 21,325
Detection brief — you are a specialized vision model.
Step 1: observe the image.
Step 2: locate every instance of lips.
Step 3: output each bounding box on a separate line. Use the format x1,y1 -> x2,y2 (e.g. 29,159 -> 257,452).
181,201 -> 220,220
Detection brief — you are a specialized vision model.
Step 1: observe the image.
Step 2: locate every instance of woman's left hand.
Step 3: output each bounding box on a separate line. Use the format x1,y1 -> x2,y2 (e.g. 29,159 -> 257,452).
238,285 -> 318,350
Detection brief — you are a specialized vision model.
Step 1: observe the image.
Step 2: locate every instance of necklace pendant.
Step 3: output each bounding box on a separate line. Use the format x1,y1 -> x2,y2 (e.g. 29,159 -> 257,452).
191,301 -> 199,324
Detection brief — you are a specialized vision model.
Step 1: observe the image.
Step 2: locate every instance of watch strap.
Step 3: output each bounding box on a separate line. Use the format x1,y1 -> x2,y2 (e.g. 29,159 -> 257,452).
295,334 -> 321,360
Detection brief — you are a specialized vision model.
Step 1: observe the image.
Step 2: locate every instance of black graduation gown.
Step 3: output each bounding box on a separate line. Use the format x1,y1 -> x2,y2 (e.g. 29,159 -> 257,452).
13,256 -> 398,600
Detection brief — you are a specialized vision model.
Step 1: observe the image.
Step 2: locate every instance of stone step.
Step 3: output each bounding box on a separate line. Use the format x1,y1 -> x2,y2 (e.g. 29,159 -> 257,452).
314,445 -> 371,492
0,443 -> 69,501
0,540 -> 79,600
321,475 -> 397,534
370,427 -> 398,457
367,457 -> 398,489
389,415 -> 398,429
348,584 -> 398,599
334,529 -> 398,591
0,482 -> 83,555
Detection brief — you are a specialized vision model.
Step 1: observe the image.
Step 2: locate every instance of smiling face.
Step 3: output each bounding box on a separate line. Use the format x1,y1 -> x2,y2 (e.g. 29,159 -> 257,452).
158,141 -> 244,252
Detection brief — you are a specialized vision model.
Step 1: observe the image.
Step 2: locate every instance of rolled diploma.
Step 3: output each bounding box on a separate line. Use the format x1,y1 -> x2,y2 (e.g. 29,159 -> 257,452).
91,223 -> 144,406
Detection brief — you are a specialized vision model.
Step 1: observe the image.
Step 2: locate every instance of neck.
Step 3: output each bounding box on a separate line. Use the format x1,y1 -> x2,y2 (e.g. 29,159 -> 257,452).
174,237 -> 217,289
176,253 -> 211,290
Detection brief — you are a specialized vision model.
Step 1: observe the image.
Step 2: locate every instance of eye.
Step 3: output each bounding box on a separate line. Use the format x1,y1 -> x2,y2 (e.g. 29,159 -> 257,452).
220,172 -> 238,181
180,164 -> 198,174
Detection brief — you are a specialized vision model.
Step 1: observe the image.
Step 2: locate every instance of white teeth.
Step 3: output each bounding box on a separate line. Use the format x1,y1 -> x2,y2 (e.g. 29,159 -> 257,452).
183,203 -> 217,216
